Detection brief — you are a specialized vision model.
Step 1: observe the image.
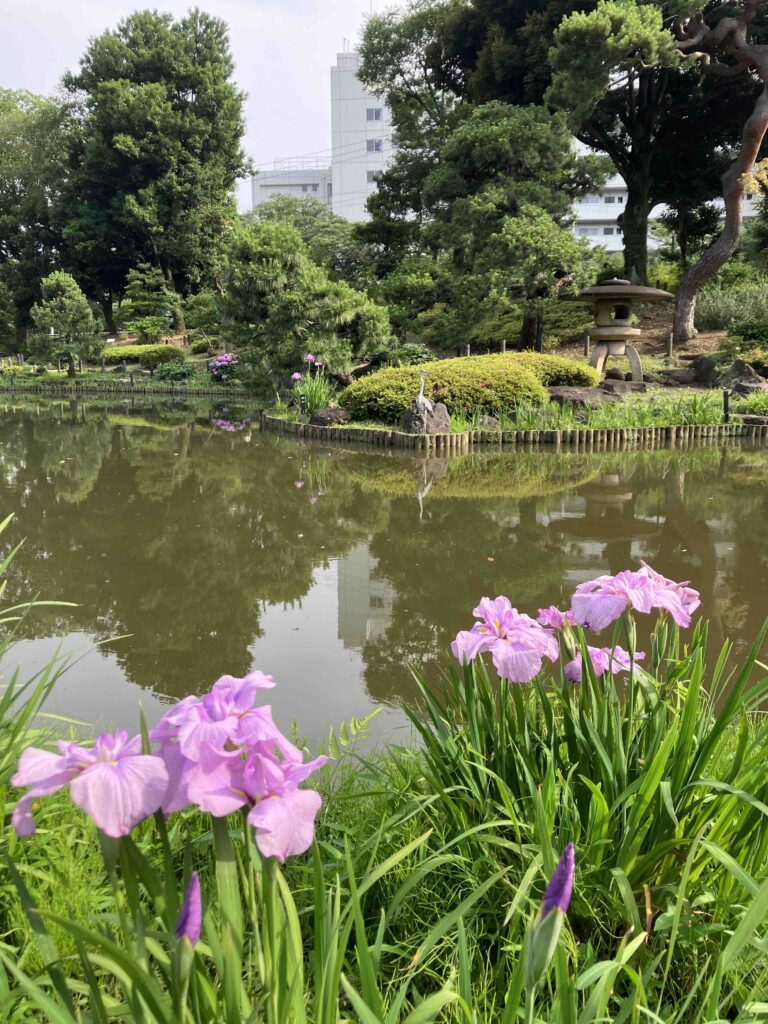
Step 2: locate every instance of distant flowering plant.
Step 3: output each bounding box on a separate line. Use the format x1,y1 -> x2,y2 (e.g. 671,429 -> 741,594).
291,372 -> 302,382
13,670 -> 326,863
304,353 -> 316,364
208,353 -> 239,383
211,417 -> 250,432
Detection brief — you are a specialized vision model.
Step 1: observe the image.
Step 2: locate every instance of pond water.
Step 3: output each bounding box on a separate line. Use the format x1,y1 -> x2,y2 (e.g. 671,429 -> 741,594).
0,398 -> 766,743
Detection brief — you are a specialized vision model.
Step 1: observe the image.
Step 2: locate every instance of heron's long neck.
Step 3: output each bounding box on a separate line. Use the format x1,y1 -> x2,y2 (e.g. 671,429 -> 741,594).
419,377 -> 425,397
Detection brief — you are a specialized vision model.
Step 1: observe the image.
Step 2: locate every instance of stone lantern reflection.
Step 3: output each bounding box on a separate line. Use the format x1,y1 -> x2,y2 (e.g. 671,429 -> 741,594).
568,278 -> 673,383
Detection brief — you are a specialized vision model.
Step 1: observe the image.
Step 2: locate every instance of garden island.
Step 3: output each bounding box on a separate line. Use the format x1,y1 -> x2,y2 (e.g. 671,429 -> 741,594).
0,1 -> 767,1021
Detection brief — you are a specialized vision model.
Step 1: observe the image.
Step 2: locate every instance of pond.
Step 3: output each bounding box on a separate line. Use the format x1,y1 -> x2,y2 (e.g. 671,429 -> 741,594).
0,398 -> 766,742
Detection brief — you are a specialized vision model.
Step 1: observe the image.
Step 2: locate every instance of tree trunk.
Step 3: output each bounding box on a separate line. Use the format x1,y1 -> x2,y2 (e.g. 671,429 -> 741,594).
66,352 -> 76,378
161,264 -> 186,334
99,296 -> 116,335
674,87 -> 768,344
622,164 -> 652,284
519,306 -> 541,348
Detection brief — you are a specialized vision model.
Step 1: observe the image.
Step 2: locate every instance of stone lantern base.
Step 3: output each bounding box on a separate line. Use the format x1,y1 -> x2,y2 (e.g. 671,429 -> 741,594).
588,339 -> 643,382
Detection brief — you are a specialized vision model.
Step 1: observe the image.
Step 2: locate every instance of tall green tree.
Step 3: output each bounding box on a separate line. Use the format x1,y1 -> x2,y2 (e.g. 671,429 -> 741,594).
60,9 -> 248,332
408,102 -> 604,345
28,272 -> 101,376
365,0 -> 751,285
220,222 -> 391,383
0,90 -> 69,337
247,195 -> 375,291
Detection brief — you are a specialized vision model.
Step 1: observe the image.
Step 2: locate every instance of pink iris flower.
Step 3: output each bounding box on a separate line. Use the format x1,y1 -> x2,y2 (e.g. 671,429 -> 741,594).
537,606 -> 575,630
305,353 -> 316,364
188,745 -> 327,862
638,562 -> 701,628
571,565 -> 701,631
12,732 -> 168,838
570,571 -> 654,631
291,372 -> 302,381
564,644 -> 645,683
452,596 -> 559,683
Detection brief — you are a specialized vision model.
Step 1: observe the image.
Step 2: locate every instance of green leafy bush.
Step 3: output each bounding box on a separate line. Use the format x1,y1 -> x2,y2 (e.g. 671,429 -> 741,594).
103,344 -> 185,367
190,338 -> 212,355
696,283 -> 768,331
729,318 -> 768,343
126,315 -> 169,344
154,360 -> 197,382
338,352 -> 596,422
735,391 -> 768,416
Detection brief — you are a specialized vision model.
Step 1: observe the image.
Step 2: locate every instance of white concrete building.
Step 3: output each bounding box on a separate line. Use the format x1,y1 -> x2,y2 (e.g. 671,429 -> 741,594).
250,161 -> 332,210
330,50 -> 394,222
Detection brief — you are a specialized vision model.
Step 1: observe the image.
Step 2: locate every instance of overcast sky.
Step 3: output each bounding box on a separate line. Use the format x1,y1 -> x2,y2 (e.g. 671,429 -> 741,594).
2,0 -> 386,206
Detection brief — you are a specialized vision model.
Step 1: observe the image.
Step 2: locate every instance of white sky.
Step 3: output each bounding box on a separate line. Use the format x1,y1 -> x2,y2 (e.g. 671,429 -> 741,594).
2,0 -> 386,207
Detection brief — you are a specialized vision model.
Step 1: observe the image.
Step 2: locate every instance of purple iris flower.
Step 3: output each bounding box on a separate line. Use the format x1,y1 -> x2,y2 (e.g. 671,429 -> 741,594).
564,645 -> 644,683
176,871 -> 202,945
291,372 -> 302,381
188,746 -> 327,863
540,843 -> 575,918
638,562 -> 701,628
305,353 -> 316,364
451,596 -> 559,683
12,732 -> 169,838
537,606 -> 575,630
570,571 -> 655,631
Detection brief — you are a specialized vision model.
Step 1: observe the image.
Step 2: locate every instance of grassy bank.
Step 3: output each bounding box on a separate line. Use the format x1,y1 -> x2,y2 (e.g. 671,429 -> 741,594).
1,528 -> 767,1021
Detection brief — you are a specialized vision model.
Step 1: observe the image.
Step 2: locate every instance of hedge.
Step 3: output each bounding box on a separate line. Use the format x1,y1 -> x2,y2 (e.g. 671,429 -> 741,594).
339,352 -> 597,423
102,345 -> 186,368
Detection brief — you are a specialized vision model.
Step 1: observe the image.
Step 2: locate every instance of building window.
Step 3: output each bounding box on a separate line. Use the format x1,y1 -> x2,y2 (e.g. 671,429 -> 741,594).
603,227 -> 615,235
366,107 -> 383,121
369,595 -> 385,608
604,195 -> 615,204
617,195 -> 624,203
366,139 -> 383,153
367,170 -> 382,183
312,184 -> 319,192
576,226 -> 601,237
301,185 -> 309,193
581,194 -> 601,204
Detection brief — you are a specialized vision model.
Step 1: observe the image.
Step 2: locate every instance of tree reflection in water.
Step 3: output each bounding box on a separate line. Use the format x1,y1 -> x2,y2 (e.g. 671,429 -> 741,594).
0,398 -> 765,733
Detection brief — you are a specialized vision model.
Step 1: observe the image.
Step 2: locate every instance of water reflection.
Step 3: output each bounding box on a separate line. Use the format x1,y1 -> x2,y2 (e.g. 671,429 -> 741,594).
0,398 -> 766,739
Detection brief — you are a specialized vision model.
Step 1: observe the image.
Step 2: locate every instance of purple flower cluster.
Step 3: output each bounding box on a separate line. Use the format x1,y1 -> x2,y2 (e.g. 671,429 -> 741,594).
12,672 -> 327,863
211,417 -> 249,432
209,353 -> 238,383
453,563 -> 699,684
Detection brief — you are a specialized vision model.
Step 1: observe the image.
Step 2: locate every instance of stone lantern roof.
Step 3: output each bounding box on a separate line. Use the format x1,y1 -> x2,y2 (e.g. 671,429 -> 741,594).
573,278 -> 674,304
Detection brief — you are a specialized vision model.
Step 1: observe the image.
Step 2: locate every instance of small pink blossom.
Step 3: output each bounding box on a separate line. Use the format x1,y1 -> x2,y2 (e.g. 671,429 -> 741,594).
304,353 -> 316,364
451,596 -> 559,683
291,372 -> 302,381
537,606 -> 575,630
571,571 -> 654,631
294,481 -> 304,489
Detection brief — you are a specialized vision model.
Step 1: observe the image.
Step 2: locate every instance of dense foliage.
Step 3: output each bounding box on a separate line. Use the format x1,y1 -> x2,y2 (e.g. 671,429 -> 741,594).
339,352 -> 598,422
102,344 -> 185,368
220,222 -> 391,383
28,272 -> 101,377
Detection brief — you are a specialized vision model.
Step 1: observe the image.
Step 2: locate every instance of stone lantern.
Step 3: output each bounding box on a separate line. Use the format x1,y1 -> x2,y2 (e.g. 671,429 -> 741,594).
568,278 -> 673,383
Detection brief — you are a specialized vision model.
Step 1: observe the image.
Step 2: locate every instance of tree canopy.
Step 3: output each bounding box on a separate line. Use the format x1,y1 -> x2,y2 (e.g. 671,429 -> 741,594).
28,272 -> 101,376
59,9 -> 248,330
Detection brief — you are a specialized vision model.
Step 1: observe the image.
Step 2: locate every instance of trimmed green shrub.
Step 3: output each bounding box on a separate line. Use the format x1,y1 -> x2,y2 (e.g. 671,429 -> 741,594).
337,352 -> 591,422
510,352 -> 599,387
154,361 -> 197,382
190,338 -> 212,355
103,344 -> 185,367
